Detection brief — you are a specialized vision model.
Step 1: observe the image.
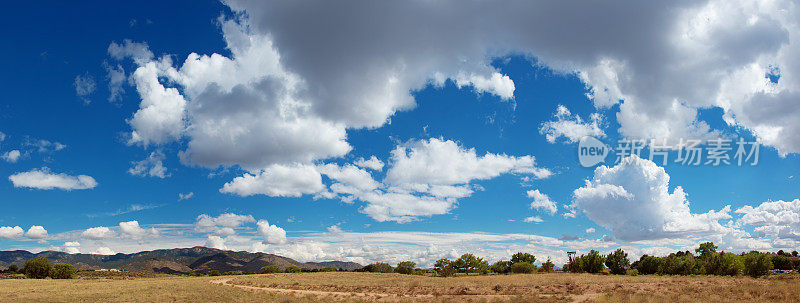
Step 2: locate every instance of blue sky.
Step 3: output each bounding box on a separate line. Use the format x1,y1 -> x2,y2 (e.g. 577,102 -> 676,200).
2,0 -> 800,266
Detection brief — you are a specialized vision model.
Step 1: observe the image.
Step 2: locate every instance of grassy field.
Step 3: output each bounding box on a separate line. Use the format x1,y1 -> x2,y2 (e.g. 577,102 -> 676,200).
1,272 -> 799,302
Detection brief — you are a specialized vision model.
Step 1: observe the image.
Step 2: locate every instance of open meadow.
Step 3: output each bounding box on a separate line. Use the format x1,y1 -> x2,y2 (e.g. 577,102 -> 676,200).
1,272 -> 799,302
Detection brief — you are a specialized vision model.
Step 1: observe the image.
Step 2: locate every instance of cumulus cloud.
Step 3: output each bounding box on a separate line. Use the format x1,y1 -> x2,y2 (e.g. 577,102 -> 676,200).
0,226 -> 24,239
128,150 -> 168,178
92,247 -> 115,255
354,156 -> 385,171
25,225 -> 48,239
194,213 -> 255,236
220,164 -> 325,197
81,227 -> 115,240
539,105 -> 604,143
574,155 -> 733,241
527,189 -> 558,215
205,235 -> 227,250
9,168 -> 97,190
119,221 -> 158,240
736,199 -> 800,241
256,219 -> 287,244
62,241 -> 80,254
2,150 -> 20,163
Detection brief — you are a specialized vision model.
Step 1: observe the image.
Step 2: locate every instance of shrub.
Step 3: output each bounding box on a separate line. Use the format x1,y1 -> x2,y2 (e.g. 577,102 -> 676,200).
582,250 -> 605,273
565,256 -> 584,273
208,270 -> 221,276
395,261 -> 416,275
261,265 -> 280,274
714,253 -> 743,276
7,264 -> 18,273
362,262 -> 393,273
659,254 -> 698,275
510,252 -> 536,265
51,263 -> 76,279
626,269 -> 639,276
285,266 -> 301,273
23,256 -> 52,279
434,258 -> 456,277
635,255 -> 662,275
539,259 -> 555,273
743,252 -> 772,278
771,254 -> 793,270
510,262 -> 536,274
453,254 -> 489,274
319,267 -> 337,272
604,249 -> 630,275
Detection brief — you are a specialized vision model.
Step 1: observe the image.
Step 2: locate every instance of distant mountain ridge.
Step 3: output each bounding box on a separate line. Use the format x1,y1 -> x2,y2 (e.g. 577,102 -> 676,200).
0,246 -> 362,273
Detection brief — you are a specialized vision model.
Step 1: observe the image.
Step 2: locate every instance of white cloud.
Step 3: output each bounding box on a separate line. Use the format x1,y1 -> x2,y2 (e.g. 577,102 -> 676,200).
523,216 -> 543,223
92,247 -> 115,255
178,192 -> 194,201
81,227 -> 116,240
108,40 -> 154,65
25,225 -> 48,239
220,164 -> 325,197
736,199 -> 800,241
9,168 -> 97,190
574,155 -> 732,241
104,62 -> 126,103
539,105 -> 604,143
256,220 -> 287,245
62,241 -> 80,254
2,150 -> 20,163
128,150 -> 168,178
326,224 -> 343,233
354,156 -> 385,171
194,213 -> 255,236
74,72 -> 96,104
0,226 -> 24,239
25,139 -> 66,153
119,221 -> 158,240
586,228 -> 596,234
205,235 -> 227,250
527,189 -> 558,215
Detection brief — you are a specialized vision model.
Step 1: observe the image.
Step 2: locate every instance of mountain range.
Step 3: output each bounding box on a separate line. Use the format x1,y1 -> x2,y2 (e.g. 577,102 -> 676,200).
0,246 -> 362,273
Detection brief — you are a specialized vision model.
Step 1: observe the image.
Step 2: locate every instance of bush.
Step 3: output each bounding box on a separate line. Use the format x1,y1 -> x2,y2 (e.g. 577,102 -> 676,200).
490,261 -> 511,274
434,258 -> 456,277
395,261 -> 416,275
510,252 -> 536,265
6,264 -> 18,273
362,262 -> 393,273
261,265 -> 280,274
51,263 -> 76,279
626,269 -> 639,276
743,252 -> 772,278
604,249 -> 630,275
565,255 -> 584,273
453,254 -> 489,274
23,256 -> 52,279
714,253 -> 743,276
771,254 -> 793,270
285,266 -> 301,273
510,262 -> 536,274
582,250 -> 605,273
208,270 -> 221,276
319,267 -> 337,272
540,259 -> 555,273
659,254 -> 698,275
635,255 -> 662,275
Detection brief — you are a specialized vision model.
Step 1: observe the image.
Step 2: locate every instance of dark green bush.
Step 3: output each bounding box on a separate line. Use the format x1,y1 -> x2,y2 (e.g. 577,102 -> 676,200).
510,262 -> 536,274
604,249 -> 630,275
284,266 -> 301,273
208,270 -> 221,276
51,263 -> 76,279
743,252 -> 772,277
319,267 -> 337,272
261,265 -> 280,274
23,256 -> 52,279
540,259 -> 555,273
394,261 -> 416,275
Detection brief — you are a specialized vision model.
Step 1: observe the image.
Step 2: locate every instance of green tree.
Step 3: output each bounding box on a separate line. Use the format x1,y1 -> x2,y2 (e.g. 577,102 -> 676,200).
208,270 -> 221,276
490,260 -> 511,274
261,265 -> 280,274
604,249 -> 630,275
582,250 -> 605,273
50,263 -> 76,279
453,254 -> 489,274
395,261 -> 416,275
565,256 -> 584,273
284,266 -> 301,273
319,267 -> 337,272
23,256 -> 52,279
510,252 -> 536,265
6,264 -> 18,273
510,262 -> 536,274
539,259 -> 555,273
715,253 -> 743,276
363,262 -> 393,273
635,255 -> 662,275
695,242 -> 717,260
743,251 -> 772,278
771,254 -> 793,270
434,258 -> 456,277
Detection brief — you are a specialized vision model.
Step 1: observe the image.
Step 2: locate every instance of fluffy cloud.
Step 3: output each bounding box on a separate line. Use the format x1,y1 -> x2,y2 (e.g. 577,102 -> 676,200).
9,168 -> 97,190
574,155 -> 732,241
256,220 -> 287,245
523,216 -> 543,223
62,241 -> 81,254
194,213 -> 255,236
527,189 -> 558,215
354,156 -> 385,171
2,150 -> 21,163
205,235 -> 227,250
0,226 -> 24,239
74,72 -> 96,104
92,247 -> 115,255
25,226 -> 48,239
119,221 -> 158,240
81,227 -> 116,240
539,105 -> 604,143
128,150 -> 168,178
220,164 -> 325,197
736,199 -> 800,241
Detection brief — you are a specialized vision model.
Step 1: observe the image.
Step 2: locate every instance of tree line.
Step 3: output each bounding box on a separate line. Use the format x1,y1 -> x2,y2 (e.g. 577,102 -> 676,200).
0,256 -> 76,279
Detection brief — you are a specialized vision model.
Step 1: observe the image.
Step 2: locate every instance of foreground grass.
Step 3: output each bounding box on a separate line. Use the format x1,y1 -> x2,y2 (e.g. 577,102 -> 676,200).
1,272 -> 799,302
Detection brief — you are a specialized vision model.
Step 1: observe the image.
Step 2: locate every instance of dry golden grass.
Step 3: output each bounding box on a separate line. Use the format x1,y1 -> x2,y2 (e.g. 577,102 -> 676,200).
1,272 -> 798,302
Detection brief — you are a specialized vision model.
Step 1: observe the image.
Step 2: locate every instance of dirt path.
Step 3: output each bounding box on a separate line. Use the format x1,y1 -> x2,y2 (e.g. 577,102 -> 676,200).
210,278 -> 603,302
